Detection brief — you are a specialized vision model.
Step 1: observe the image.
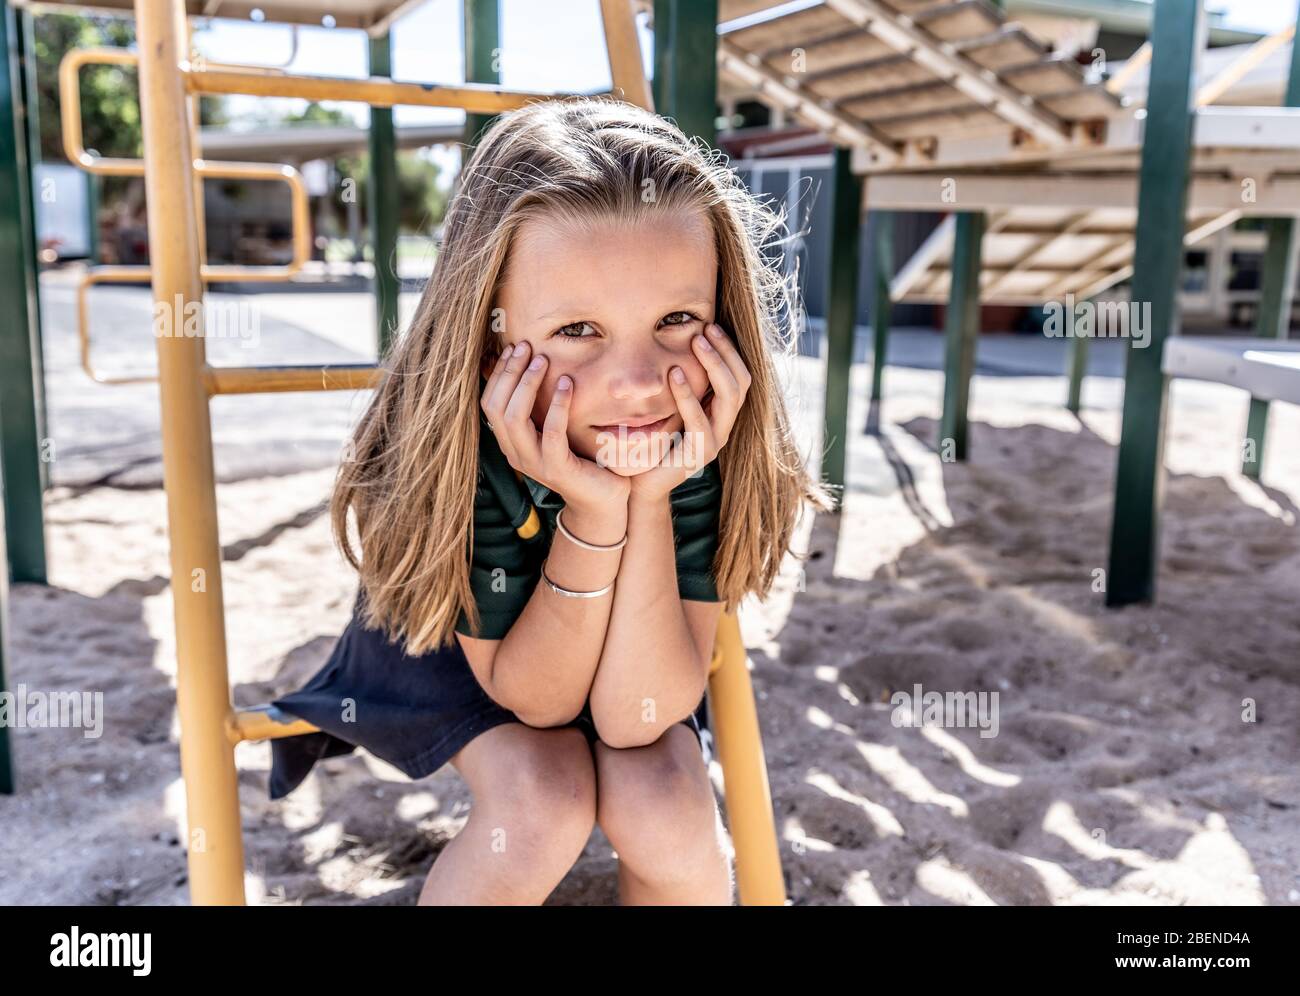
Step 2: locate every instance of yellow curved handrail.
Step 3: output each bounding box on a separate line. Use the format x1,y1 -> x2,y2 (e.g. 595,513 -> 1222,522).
61,48 -> 313,384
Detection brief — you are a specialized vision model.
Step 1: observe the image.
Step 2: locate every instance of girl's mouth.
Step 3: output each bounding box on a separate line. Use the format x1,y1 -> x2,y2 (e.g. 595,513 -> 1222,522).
592,414 -> 673,438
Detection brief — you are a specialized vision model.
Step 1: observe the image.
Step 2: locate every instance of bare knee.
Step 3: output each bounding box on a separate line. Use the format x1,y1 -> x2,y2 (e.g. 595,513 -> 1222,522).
595,728 -> 722,870
460,725 -> 598,867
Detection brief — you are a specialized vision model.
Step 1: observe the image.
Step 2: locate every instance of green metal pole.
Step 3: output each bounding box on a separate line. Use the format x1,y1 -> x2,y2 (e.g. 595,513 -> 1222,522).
18,3 -> 46,493
1241,8 -> 1300,480
869,211 -> 893,410
0,439 -> 12,793
0,0 -> 47,583
86,172 -> 99,265
821,147 -> 863,501
1105,0 -> 1204,608
1066,315 -> 1090,413
367,31 -> 400,358
463,0 -> 501,169
1242,218 -> 1297,478
653,0 -> 718,146
940,211 -> 985,461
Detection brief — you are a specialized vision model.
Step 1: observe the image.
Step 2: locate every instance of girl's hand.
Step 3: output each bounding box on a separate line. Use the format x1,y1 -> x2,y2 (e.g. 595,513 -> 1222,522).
629,322 -> 751,504
482,340 -> 631,513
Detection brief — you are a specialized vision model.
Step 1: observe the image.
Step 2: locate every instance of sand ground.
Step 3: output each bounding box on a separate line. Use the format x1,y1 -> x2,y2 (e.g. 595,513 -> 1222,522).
3,272 -> 1297,904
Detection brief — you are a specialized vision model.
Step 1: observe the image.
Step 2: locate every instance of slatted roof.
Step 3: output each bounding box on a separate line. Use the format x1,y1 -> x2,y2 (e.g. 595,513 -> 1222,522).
889,205 -> 1242,306
699,2 -> 1300,306
708,0 -> 1128,170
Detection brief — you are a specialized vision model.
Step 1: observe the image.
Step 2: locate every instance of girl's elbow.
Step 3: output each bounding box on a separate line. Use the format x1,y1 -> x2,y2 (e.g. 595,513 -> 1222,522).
591,707 -> 668,750
594,722 -> 661,751
513,698 -> 586,731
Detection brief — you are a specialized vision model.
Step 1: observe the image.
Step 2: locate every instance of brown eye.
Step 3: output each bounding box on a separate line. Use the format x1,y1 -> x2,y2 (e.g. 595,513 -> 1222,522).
662,311 -> 701,327
554,321 -> 597,341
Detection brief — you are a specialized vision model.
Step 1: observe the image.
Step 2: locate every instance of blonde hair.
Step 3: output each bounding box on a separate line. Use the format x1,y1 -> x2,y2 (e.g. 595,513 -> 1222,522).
332,95 -> 834,653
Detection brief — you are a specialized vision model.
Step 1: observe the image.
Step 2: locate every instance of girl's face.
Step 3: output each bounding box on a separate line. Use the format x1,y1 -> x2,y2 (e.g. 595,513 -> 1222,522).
487,210 -> 718,476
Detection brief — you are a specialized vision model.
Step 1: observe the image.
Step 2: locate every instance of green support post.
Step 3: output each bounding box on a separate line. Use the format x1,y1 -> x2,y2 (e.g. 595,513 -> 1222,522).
821,147 -> 863,501
1066,320 -> 1090,414
0,0 -> 48,584
0,444 -> 11,793
1241,9 -> 1300,479
463,0 -> 501,169
653,0 -> 718,146
86,173 -> 99,266
19,4 -> 46,486
869,211 -> 893,412
940,211 -> 985,461
1105,0 -> 1205,607
367,31 -> 400,358
1242,218 -> 1297,477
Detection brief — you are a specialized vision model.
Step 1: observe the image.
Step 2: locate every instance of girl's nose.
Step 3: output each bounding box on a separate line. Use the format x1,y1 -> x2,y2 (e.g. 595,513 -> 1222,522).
606,343 -> 672,401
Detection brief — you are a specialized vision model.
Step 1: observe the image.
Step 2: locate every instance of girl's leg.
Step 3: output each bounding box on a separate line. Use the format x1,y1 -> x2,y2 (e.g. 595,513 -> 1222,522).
418,722 -> 597,905
594,723 -> 734,906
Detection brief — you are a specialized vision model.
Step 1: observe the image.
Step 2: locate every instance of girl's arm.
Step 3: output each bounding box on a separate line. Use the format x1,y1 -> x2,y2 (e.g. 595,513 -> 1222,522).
587,491 -> 722,748
457,344 -> 633,728
588,324 -> 749,747
456,498 -> 626,728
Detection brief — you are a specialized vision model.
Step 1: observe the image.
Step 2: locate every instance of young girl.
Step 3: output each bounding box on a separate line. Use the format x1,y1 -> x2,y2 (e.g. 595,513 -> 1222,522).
266,95 -> 832,905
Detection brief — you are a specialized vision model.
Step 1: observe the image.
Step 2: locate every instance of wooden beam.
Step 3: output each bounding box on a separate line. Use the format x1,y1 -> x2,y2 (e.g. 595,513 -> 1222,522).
1106,41 -> 1151,95
717,37 -> 902,165
1195,24 -> 1295,107
822,0 -> 1072,146
863,170 -> 1300,215
601,0 -> 654,111
981,211 -> 1094,298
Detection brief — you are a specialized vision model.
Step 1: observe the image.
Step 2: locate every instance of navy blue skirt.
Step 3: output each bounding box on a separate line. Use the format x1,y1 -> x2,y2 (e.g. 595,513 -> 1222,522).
266,595 -> 711,801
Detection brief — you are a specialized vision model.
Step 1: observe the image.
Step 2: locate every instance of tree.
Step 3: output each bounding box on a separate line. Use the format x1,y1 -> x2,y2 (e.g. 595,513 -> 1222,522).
33,13 -> 139,162
32,13 -> 228,161
330,147 -> 449,237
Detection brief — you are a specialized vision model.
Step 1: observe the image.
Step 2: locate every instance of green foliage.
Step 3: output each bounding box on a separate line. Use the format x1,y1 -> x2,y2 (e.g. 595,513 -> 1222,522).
33,13 -> 140,161
329,147 -> 449,236
29,13 -> 446,238
32,13 -> 229,205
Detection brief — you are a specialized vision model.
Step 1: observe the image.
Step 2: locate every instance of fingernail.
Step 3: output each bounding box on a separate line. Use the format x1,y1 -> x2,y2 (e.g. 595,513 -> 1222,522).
672,367 -> 686,383
557,375 -> 572,390
696,334 -> 713,351
708,323 -> 724,337
513,342 -> 527,356
529,355 -> 545,370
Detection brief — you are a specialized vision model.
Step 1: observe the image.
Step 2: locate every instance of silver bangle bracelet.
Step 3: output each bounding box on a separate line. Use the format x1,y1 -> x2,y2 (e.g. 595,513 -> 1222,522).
541,562 -> 614,599
555,505 -> 627,552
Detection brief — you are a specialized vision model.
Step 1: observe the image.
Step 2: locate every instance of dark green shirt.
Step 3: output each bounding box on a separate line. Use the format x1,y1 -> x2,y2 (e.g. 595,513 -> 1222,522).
453,406 -> 723,640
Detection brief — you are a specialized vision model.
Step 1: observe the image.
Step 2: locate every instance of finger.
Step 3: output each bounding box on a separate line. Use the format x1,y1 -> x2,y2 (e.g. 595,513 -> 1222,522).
703,323 -> 752,392
668,366 -> 715,470
503,350 -> 547,467
481,343 -> 512,407
483,341 -> 530,424
481,345 -> 528,465
700,323 -> 753,411
692,331 -> 742,432
540,372 -> 575,472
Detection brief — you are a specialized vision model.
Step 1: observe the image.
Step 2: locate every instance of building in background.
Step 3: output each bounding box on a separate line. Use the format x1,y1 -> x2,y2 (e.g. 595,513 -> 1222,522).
714,0 -> 1290,341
